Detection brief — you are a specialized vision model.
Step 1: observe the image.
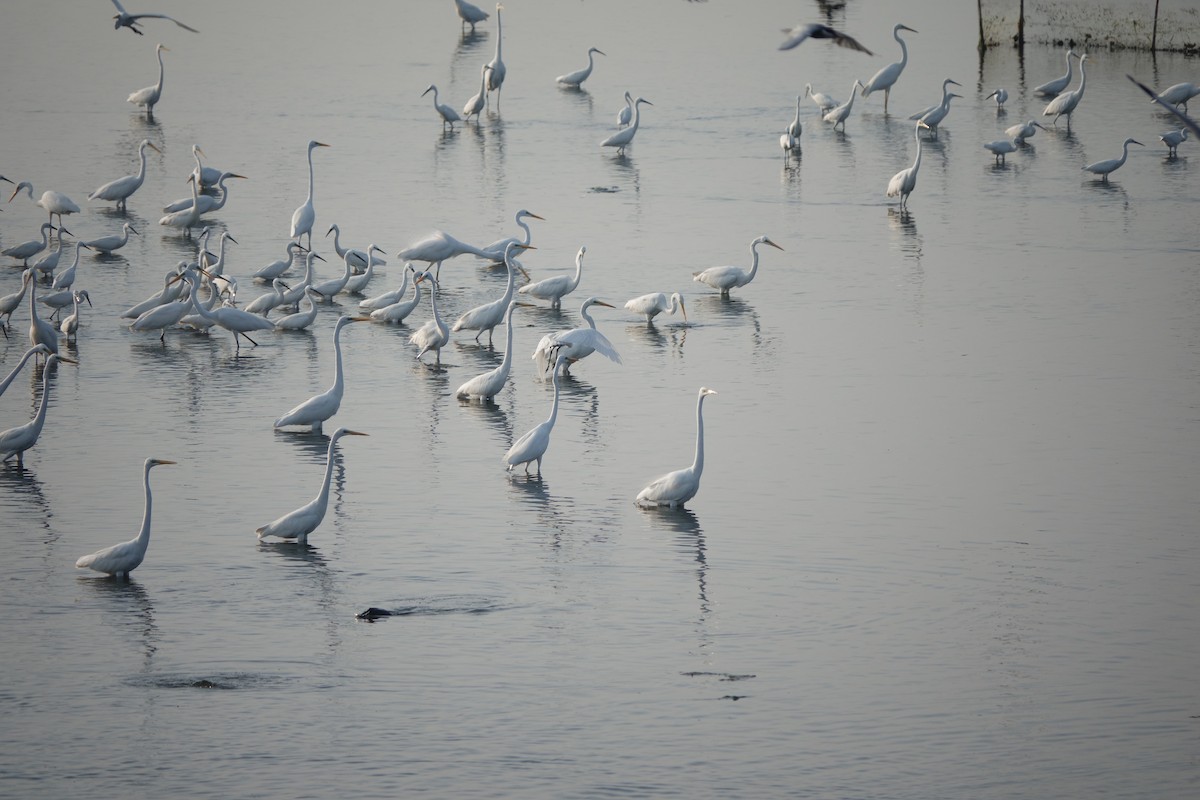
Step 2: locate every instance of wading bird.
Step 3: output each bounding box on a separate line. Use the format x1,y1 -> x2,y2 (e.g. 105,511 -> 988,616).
396,230 -> 490,277
423,84 -> 462,130
1160,128 -> 1189,157
861,24 -> 918,114
453,242 -> 530,344
624,291 -> 686,324
985,87 -> 1008,107
253,242 -> 307,281
110,0 -> 198,35
692,235 -> 784,296
274,287 -> 321,331
486,4 -> 506,105
463,65 -> 491,123
59,290 -> 91,343
3,223 -> 56,265
1034,49 -> 1078,97
454,0 -> 489,33
478,209 -> 544,263
1043,53 -> 1088,130
600,97 -> 652,154
27,277 -> 60,353
360,263 -> 416,311
162,171 -> 246,215
244,278 -> 291,316
0,271 -> 35,332
50,240 -> 92,290
369,269 -> 423,324
805,82 -> 837,112
1152,81 -> 1200,111
0,344 -> 51,397
824,79 -> 864,131
519,245 -> 585,309
1126,74 -> 1200,140
127,44 -> 169,117
557,47 -> 605,88
311,251 -> 362,301
0,354 -> 72,465
326,224 -> 387,270
75,458 -> 176,577
157,175 -> 203,236
344,247 -> 384,294
89,139 -> 161,211
984,139 -> 1018,164
184,272 -> 278,351
504,349 -> 568,475
456,300 -> 520,400
636,387 -> 718,508
778,22 -> 872,54
1006,119 -> 1048,144
130,291 -> 193,342
291,140 -> 330,248
274,316 -> 369,431
121,266 -> 185,319
410,271 -> 450,364
9,182 -> 79,229
1082,137 -> 1142,181
532,297 -> 620,376
887,122 -> 925,208
616,91 -> 634,127
83,222 -> 138,255
256,429 -> 367,542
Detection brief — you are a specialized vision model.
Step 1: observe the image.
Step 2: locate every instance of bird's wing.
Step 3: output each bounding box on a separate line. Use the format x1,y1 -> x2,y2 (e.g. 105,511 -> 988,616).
575,329 -> 621,364
130,12 -> 199,32
111,0 -> 129,14
1128,74 -> 1200,139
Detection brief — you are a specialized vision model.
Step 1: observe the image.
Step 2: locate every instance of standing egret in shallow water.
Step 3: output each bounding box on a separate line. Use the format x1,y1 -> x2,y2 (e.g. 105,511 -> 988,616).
27,277 -> 59,354
478,209 -> 544,263
616,91 -> 634,127
410,272 -> 450,364
557,47 -> 605,87
9,183 -> 79,229
83,223 -> 138,255
453,0 -> 489,33
1,354 -> 72,465
0,272 -> 35,332
1006,119 -> 1048,144
274,316 -> 369,432
1160,128 -> 1189,156
625,292 -> 686,324
326,224 -> 386,270
75,458 -> 175,577
600,98 -> 652,154
1082,138 -> 1142,181
786,95 -> 803,138
3,223 -> 56,265
504,349 -> 568,475
519,245 -> 585,309
486,4 -> 506,105
110,0 -> 197,35
456,300 -> 520,400
692,235 -> 783,296
369,267 -> 423,324
185,273 -> 278,351
1127,74 -> 1200,140
126,44 -> 169,117
1152,82 -> 1200,111
1043,53 -> 1088,130
887,122 -> 924,208
636,388 -> 718,508
423,84 -> 461,130
59,290 -> 90,343
274,287 -> 322,331
778,23 -> 872,54
805,83 -> 837,112
453,242 -> 531,344
861,24 -> 918,114
158,175 -> 203,236
253,242 -> 307,281
291,141 -> 330,248
1034,49 -> 1078,97
824,80 -> 864,131
256,429 -> 367,542
463,65 -> 491,123
361,264 -> 415,311
532,297 -> 620,376
984,88 -> 1008,108
162,171 -> 246,215
89,139 -> 161,211
984,139 -> 1018,164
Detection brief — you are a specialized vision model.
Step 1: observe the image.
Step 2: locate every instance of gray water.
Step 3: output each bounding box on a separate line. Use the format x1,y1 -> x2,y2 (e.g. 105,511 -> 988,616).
1,1 -> 1197,797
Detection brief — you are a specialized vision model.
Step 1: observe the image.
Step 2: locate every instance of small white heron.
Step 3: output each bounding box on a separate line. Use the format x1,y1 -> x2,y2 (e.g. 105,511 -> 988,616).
456,300 -> 521,400
310,251 -> 361,301
693,235 -> 783,296
88,139 -> 161,211
82,222 -> 139,255
274,316 -> 369,432
244,278 -> 291,316
778,23 -> 872,54
636,387 -> 718,508
184,272 -> 278,351
130,292 -> 192,342
157,175 -> 203,236
360,263 -> 416,311
984,139 -> 1018,164
3,223 -> 56,265
162,171 -> 246,215
127,43 -> 169,117
121,266 -> 186,319
256,429 -> 367,542
486,4 -> 506,105
453,0 -> 489,33
369,268 -> 423,324
805,82 -> 837,112
909,78 -> 961,122
75,457 -> 176,577
478,209 -> 545,263
463,65 -> 491,123
1152,81 -> 1200,111
59,290 -> 91,343
557,47 -> 605,88
1160,128 -> 1189,157
861,24 -> 918,113
616,91 -> 634,127
1005,119 -> 1049,144
984,87 -> 1008,108
50,240 -> 92,290
1082,137 -> 1142,181
1034,49 -> 1078,97
344,246 -> 384,294
824,79 -> 864,131
600,97 -> 652,154
410,271 -> 450,364
326,224 -> 387,270
504,348 -> 568,475
0,271 -> 35,332
423,84 -> 462,130
519,245 -> 585,309
274,287 -> 322,331
9,182 -> 79,229
253,242 -> 307,281
625,291 -> 687,324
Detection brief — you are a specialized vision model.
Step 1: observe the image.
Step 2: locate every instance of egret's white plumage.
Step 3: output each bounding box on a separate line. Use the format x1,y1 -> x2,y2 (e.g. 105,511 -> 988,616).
162,171 -> 246,215
110,0 -> 198,35
1043,53 -> 1089,129
984,87 -> 1008,107
0,354 -> 70,465
157,175 -> 203,236
369,267 -> 423,324
0,271 -> 35,331
692,235 -> 783,296
887,122 -> 924,208
785,94 -> 803,139
3,223 -> 56,265
291,140 -> 330,248
456,301 -> 520,400
453,242 -> 530,343
616,90 -> 634,127
189,144 -> 223,190
625,291 -> 687,324
636,387 -> 718,508
504,350 -> 568,474
185,273 -> 278,351
0,343 -> 52,397
1152,81 -> 1200,110
75,457 -> 175,577
274,316 -> 368,431
126,44 -> 169,116
130,292 -> 192,341
88,139 -> 161,210
27,277 -> 59,354
256,429 -> 367,542
1034,49 -> 1078,97
51,240 -> 92,290
244,278 -> 291,316
908,78 -> 961,122
532,297 -> 621,376
805,82 -> 837,111
916,91 -> 960,137
600,97 -> 652,154
326,224 -> 387,270
344,247 -> 384,294
1005,119 -> 1048,144
120,266 -> 185,319
279,251 -> 323,307
274,287 -> 322,331
396,230 -> 490,276
557,47 -> 605,87
59,290 -> 91,343
478,209 -> 544,263
423,84 -> 462,130
824,79 -> 864,130
519,245 -> 585,309
454,0 -> 489,33
31,233 -> 69,280
861,24 -> 918,113
83,222 -> 139,255
253,242 -> 307,281
486,4 -> 506,104
1127,74 -> 1200,140
463,65 -> 491,122
410,272 -> 450,363
779,23 -> 872,54
9,182 -> 79,228
360,263 -> 415,311
1160,127 -> 1189,156
984,139 -> 1018,164
310,252 -> 358,301
1082,137 -> 1143,180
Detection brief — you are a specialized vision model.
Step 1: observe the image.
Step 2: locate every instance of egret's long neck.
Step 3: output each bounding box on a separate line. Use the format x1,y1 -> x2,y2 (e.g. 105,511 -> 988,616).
912,126 -> 923,172
136,147 -> 149,183
305,148 -> 316,203
1076,59 -> 1087,98
500,307 -> 515,370
331,323 -> 347,394
316,436 -> 339,510
580,306 -> 597,329
546,368 -> 562,426
517,218 -> 532,246
495,12 -> 503,58
570,254 -> 584,292
746,244 -> 762,284
156,49 -> 165,92
330,226 -> 343,255
429,281 -> 445,332
0,348 -> 37,395
896,31 -> 908,69
136,462 -> 154,550
212,183 -> 229,211
29,364 -> 53,441
630,103 -> 642,133
1064,54 -> 1075,84
501,254 -> 518,303
691,393 -> 708,476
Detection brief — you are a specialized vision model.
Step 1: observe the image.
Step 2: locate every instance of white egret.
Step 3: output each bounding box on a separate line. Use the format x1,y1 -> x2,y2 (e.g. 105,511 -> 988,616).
1127,74 -> 1200,140
200,231 -> 237,280
244,278 -> 291,316
1034,49 -> 1078,97
38,287 -> 78,318
779,23 -> 872,54
184,272 -> 278,351
908,78 -> 961,121
344,247 -> 385,294
1160,128 -> 1189,156
454,0 -> 489,33
127,44 -> 169,117
59,290 -> 91,343
636,387 -> 718,508
3,223 -> 56,265
279,251 -> 323,306
189,144 -> 222,190
291,140 -> 330,248
121,266 -> 186,319
861,24 -> 918,114
463,65 -> 491,123
504,349 -> 568,474
625,291 -> 686,324
600,97 -> 652,154
0,271 -> 35,331
253,242 -> 307,281
823,80 -> 864,131
274,287 -> 321,331
616,91 -> 634,127
410,271 -> 450,363
486,4 -> 506,105
1043,53 -> 1088,130
369,267 -> 423,324
1082,137 -> 1143,181
326,224 -> 386,270
31,231 -> 71,280
256,428 -> 367,542
557,47 -> 605,88
27,277 -> 59,353
110,0 -> 197,35
423,84 -> 461,130
804,82 -> 837,112
456,300 -> 520,400
50,240 -> 92,290
692,235 -> 784,296
0,344 -> 52,397
532,297 -> 621,376
453,242 -> 530,344
310,251 -> 358,301
157,175 -> 203,236
83,222 -> 139,255
0,354 -> 72,465
162,171 -> 246,215
519,245 -> 585,309
274,316 -> 369,431
1005,119 -> 1049,144
75,458 -> 176,577
396,230 -> 490,277
984,139 -> 1018,164
8,182 -> 79,229
130,292 -> 192,341
478,209 -> 544,263
1152,81 -> 1200,110
917,92 -> 961,138
88,139 -> 161,211
780,128 -> 800,157
887,122 -> 924,208
360,263 -> 415,311
984,87 -> 1008,108
785,95 -> 803,139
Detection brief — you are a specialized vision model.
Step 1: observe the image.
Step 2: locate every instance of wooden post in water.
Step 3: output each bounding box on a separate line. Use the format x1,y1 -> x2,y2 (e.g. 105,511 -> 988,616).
978,0 -> 987,51
1152,0 -> 1160,52
1018,0 -> 1026,49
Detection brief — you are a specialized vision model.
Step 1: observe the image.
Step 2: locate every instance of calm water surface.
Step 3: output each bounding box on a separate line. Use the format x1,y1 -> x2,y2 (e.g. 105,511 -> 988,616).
1,1 -> 1197,797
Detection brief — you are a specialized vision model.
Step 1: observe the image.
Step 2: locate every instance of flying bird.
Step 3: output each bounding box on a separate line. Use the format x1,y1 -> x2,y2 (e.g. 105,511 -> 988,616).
110,0 -> 198,35
779,23 -> 872,54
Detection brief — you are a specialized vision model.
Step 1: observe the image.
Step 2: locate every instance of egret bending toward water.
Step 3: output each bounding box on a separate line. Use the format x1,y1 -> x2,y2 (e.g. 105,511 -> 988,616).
0,344 -> 51,397
1006,119 -> 1048,144
636,387 -> 718,508
805,83 -> 837,112
1082,137 -> 1142,180
625,292 -> 686,324
3,223 -> 56,265
1152,82 -> 1200,111
89,139 -> 161,211
692,235 -> 783,296
984,87 -> 1008,108
397,230 -> 490,277
479,209 -> 545,262
861,24 -> 917,114
60,290 -> 90,343
778,23 -> 872,54
454,0 -> 489,33
275,316 -> 369,432
557,47 -> 605,87
453,242 -> 531,343
256,428 -> 367,542
83,222 -> 138,255
600,97 -> 652,154
486,4 -> 506,105
887,122 -> 925,208
520,245 -> 585,309
984,139 -> 1018,164
9,182 -> 79,229
1160,128 -> 1189,156
824,80 -> 864,131
423,84 -> 462,130
532,297 -> 620,376
110,0 -> 197,35
410,271 -> 450,364
75,457 -> 175,577
457,300 -> 520,400
1043,53 -> 1088,130
1,354 -> 71,465
291,140 -> 330,248
504,349 -> 568,474
127,44 -> 169,117
1034,49 -> 1078,97
162,171 -> 246,215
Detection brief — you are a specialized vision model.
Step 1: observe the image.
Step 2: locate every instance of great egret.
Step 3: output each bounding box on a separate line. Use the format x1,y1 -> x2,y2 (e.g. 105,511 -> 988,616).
0,271 -> 35,331
463,65 -> 491,122
1082,137 -> 1143,181
557,47 -> 605,87
453,242 -> 530,343
984,87 -> 1008,108
0,343 -> 52,397
1034,49 -> 1078,97
274,316 -> 369,431
778,23 -> 872,54
291,140 -> 330,248
121,266 -> 186,319
486,4 -> 506,105
454,0 -> 489,33
8,182 -> 79,229
984,139 -> 1018,164
636,387 -> 718,508
88,139 -> 161,211
244,278 -> 291,316
50,240 -> 92,290
478,209 -> 544,263
780,128 -> 800,158
917,92 -> 960,138
31,232 -> 71,280
162,171 -> 246,215
3,223 -> 56,265
909,78 -> 961,122
344,247 -> 385,294
1005,119 -> 1049,144
1152,82 -> 1200,111
616,90 -> 634,127
369,267 -> 423,324
532,297 -> 621,376
823,80 -> 864,131
360,263 -> 416,310
110,0 -> 197,35
410,271 -> 450,363
189,144 -> 223,190
861,24 -> 917,113
1160,128 -> 1189,157
75,457 -> 176,576
887,122 -> 924,208
786,95 -> 803,138
83,222 -> 139,255
274,287 -> 322,331
504,349 -> 568,474
279,251 -> 324,306
456,300 -> 520,400
396,230 -> 490,277
252,242 -> 306,281
130,292 -> 192,342
600,97 -> 652,154
60,290 -> 91,343
0,354 -> 72,465
326,224 -> 387,270
805,82 -> 837,111
27,277 -> 59,353
519,245 -> 585,309
625,291 -> 686,324
311,251 -> 362,301
127,44 -> 169,117
1043,53 -> 1088,129
158,175 -> 203,236
692,235 -> 784,296
184,271 -> 278,351
256,428 -> 367,542
423,84 -> 462,130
